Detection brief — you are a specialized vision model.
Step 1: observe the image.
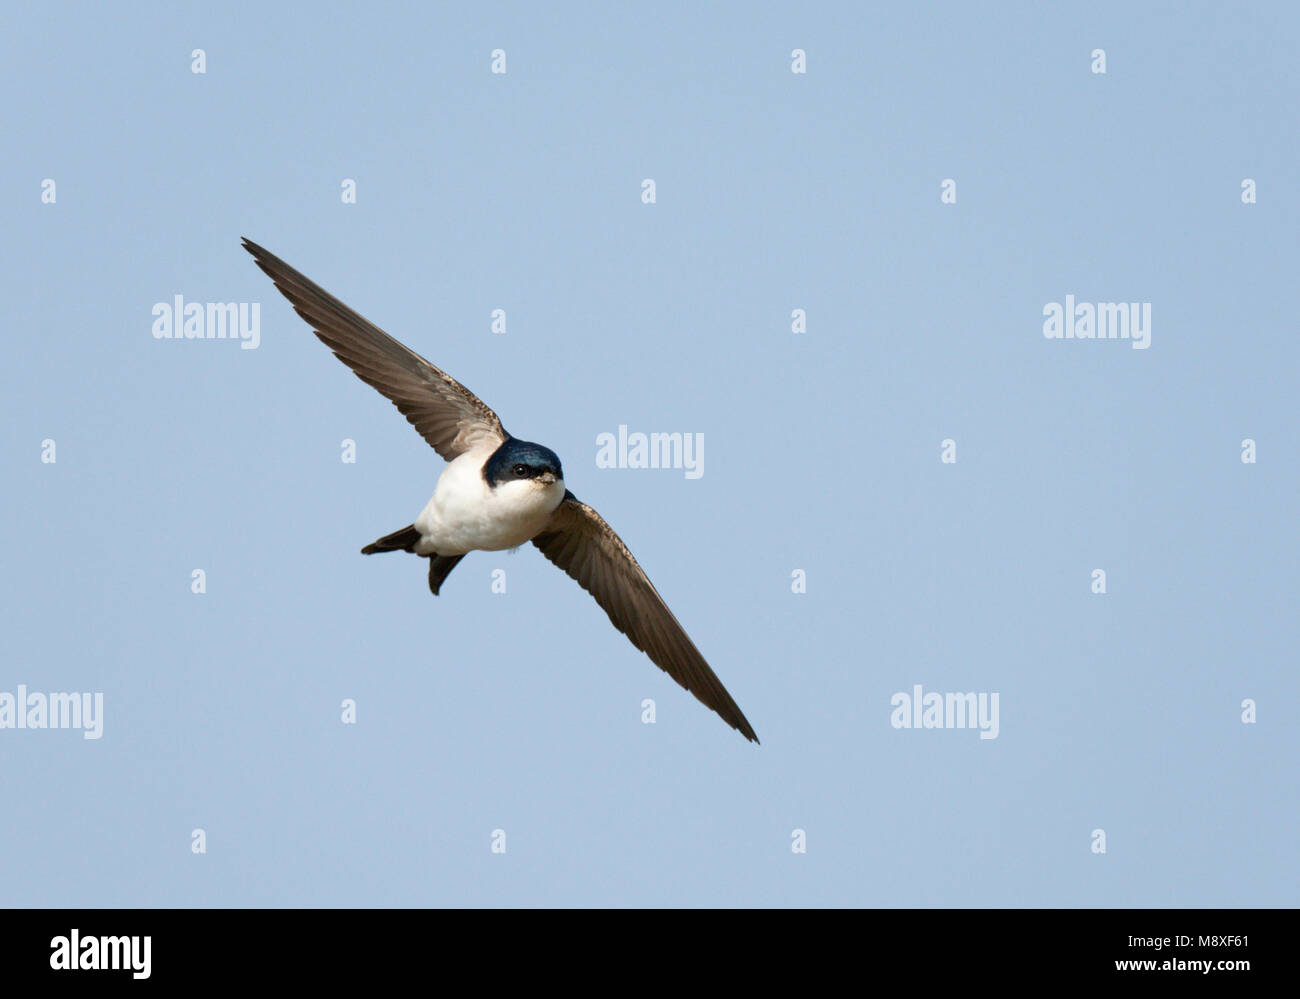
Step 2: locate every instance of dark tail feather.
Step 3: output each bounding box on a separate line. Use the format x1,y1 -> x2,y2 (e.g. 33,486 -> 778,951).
427,554 -> 465,596
361,525 -> 421,555
361,525 -> 463,595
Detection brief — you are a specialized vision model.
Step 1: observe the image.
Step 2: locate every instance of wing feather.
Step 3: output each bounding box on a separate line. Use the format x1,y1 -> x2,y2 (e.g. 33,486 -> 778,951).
243,238 -> 506,459
533,493 -> 758,742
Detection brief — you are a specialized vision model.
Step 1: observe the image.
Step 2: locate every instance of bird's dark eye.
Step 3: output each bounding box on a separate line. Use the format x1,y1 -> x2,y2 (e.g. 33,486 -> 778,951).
512,463 -> 529,477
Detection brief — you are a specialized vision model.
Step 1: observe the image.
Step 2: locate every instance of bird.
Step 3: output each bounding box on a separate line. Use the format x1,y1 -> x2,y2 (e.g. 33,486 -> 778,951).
242,238 -> 758,743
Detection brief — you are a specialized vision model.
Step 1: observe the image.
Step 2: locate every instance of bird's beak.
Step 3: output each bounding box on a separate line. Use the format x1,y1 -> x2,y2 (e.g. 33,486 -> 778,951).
538,472 -> 558,485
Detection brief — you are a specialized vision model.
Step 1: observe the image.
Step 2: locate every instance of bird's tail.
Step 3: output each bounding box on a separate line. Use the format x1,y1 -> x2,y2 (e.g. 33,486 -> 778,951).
361,525 -> 465,596
426,554 -> 465,596
361,525 -> 421,554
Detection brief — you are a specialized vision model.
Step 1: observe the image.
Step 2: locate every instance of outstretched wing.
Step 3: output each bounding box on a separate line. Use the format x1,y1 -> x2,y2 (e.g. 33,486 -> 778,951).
243,238 -> 506,460
532,493 -> 758,743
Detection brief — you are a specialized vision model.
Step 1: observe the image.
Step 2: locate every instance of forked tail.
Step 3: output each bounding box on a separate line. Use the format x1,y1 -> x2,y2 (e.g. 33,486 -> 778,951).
361,525 -> 465,596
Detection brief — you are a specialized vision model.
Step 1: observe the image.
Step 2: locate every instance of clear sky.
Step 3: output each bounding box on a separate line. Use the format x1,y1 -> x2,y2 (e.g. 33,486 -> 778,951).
2,1 -> 1296,907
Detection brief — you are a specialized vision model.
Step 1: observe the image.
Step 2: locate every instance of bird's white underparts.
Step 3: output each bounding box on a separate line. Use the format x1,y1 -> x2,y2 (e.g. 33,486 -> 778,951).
413,447 -> 564,556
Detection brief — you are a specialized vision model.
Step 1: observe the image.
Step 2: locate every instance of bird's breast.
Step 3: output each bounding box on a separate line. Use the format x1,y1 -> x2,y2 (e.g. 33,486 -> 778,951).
414,451 -> 564,555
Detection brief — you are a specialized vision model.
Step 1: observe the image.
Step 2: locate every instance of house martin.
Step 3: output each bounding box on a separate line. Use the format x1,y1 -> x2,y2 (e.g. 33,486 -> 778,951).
242,239 -> 758,743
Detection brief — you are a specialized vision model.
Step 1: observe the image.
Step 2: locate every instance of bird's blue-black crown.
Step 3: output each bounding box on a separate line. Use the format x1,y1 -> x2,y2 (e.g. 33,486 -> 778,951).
483,437 -> 564,486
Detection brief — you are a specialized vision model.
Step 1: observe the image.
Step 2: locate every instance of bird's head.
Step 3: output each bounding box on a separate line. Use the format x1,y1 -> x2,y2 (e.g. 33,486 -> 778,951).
484,438 -> 565,490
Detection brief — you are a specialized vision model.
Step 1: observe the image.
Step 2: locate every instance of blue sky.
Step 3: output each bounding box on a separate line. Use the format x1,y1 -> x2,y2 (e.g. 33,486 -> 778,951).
2,1 -> 1296,906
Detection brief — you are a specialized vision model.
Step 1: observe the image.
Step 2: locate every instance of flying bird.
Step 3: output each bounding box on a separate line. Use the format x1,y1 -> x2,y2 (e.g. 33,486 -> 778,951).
242,239 -> 758,742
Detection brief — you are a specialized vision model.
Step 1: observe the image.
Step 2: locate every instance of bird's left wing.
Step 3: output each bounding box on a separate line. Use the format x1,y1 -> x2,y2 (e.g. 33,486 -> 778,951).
242,238 -> 507,460
531,492 -> 759,743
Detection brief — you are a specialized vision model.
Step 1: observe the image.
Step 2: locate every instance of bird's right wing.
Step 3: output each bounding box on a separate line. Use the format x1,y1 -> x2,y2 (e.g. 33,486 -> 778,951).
532,492 -> 759,742
243,238 -> 506,460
